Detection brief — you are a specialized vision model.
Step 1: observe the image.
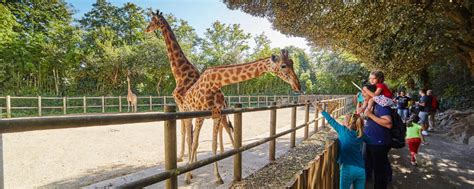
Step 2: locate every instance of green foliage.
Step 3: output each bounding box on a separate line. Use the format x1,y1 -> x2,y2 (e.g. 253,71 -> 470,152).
0,1 -> 373,101
225,1 -> 474,109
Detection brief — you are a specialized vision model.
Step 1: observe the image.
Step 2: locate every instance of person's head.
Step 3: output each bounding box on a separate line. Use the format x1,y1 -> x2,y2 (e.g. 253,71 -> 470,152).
427,90 -> 433,96
406,114 -> 420,127
343,113 -> 365,138
369,70 -> 385,85
362,84 -> 376,99
400,91 -> 405,96
419,89 -> 427,96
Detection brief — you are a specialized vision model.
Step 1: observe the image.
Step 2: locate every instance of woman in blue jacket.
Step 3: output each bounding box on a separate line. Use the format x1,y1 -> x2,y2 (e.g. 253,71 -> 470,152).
319,102 -> 369,189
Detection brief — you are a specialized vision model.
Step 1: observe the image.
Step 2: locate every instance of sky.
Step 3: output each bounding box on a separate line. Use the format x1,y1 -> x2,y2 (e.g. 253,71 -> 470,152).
66,0 -> 310,52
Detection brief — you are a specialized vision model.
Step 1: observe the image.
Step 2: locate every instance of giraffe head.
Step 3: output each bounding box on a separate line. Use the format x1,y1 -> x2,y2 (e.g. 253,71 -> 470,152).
145,10 -> 167,33
270,49 -> 301,92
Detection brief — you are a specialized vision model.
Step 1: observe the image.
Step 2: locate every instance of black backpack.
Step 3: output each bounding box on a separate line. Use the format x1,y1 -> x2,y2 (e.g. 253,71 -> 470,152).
390,109 -> 406,148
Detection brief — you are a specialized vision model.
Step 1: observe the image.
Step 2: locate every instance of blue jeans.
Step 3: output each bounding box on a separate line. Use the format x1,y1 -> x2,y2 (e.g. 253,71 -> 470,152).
397,108 -> 408,121
340,164 -> 366,189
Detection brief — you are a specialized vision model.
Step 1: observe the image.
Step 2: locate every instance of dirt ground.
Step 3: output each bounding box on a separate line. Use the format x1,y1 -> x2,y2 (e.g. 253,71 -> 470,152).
365,132 -> 474,189
2,107 -> 313,188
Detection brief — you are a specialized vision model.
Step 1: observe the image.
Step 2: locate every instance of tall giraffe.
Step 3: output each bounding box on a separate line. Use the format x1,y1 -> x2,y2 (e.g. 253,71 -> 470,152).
126,75 -> 138,112
145,10 -> 234,162
182,49 -> 301,184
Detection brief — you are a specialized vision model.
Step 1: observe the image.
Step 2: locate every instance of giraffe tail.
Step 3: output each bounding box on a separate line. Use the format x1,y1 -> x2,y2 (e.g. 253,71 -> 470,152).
226,116 -> 234,132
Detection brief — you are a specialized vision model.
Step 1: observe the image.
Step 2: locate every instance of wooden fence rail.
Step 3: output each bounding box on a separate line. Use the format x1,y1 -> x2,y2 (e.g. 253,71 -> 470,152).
0,95 -> 353,189
0,94 -> 348,118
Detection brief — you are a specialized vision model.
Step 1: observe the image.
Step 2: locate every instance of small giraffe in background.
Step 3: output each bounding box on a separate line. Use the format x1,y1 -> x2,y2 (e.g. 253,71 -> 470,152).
182,49 -> 301,184
126,74 -> 138,112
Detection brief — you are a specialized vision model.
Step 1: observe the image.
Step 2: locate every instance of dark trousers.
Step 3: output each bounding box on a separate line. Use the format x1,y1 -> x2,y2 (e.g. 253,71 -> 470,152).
365,144 -> 391,189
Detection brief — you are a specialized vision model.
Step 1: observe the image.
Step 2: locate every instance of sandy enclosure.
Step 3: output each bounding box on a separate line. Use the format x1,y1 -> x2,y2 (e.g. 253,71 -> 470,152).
3,107 -> 323,188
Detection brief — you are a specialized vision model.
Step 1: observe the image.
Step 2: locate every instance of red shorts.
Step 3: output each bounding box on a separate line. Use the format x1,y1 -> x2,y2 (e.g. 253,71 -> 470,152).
407,138 -> 421,153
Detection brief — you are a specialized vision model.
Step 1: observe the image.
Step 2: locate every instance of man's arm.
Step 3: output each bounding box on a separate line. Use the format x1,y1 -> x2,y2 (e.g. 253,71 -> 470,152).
366,113 -> 392,129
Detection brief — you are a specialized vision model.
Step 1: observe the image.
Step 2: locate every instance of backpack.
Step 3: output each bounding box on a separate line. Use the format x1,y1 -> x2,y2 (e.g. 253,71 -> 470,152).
389,109 -> 406,148
431,96 -> 439,110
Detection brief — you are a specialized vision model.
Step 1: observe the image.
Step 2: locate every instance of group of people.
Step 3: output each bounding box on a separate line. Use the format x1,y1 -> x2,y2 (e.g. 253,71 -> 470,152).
318,70 -> 439,189
394,89 -> 439,136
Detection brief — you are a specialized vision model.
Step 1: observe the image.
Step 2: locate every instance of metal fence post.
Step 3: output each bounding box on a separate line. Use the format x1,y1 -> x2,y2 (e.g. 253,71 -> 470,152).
6,96 -> 11,118
233,103 -> 242,182
149,96 -> 153,111
38,96 -> 42,117
164,105 -> 177,189
101,96 -> 105,113
83,96 -> 87,113
269,102 -> 277,161
119,96 -> 122,112
304,100 -> 310,140
291,101 -> 297,148
63,97 -> 67,115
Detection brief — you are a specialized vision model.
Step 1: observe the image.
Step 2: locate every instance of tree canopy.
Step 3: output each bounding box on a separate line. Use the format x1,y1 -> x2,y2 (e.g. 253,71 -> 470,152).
225,1 -> 473,78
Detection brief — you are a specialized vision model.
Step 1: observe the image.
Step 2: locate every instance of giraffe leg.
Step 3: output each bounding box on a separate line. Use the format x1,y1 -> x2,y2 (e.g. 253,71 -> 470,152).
212,117 -> 224,185
178,120 -> 186,162
218,121 -> 224,153
186,118 -> 203,184
127,101 -> 130,112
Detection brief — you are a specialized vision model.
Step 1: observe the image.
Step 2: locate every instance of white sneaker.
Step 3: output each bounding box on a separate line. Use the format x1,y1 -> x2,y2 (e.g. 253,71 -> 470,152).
422,130 -> 429,136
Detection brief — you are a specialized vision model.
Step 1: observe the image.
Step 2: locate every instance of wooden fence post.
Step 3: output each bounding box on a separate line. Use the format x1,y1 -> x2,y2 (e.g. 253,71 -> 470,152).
265,96 -> 269,106
163,96 -> 167,109
149,96 -> 153,111
83,96 -> 87,113
38,96 -> 42,117
164,105 -> 177,189
101,96 -> 105,113
248,95 -> 251,107
233,103 -> 243,182
119,96 -> 122,112
0,133 -> 3,189
269,102 -> 277,161
291,101 -> 297,148
314,101 -> 319,132
6,96 -> 11,118
257,96 -> 260,107
322,103 -> 326,129
63,97 -> 67,115
304,100 -> 310,140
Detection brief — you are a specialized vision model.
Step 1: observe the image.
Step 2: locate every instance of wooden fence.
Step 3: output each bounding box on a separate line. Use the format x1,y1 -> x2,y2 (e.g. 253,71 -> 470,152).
0,95 -> 352,189
286,139 -> 339,189
0,95 -> 349,118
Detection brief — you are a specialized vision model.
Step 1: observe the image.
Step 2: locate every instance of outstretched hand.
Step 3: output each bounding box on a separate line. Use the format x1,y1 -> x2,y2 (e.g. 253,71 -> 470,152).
326,101 -> 339,114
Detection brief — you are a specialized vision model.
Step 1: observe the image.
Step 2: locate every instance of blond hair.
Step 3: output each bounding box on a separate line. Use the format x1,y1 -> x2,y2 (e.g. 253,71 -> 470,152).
347,113 -> 364,138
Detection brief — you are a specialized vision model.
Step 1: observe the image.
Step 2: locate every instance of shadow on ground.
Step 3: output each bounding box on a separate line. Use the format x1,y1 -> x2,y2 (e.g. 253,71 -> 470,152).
367,133 -> 474,189
39,164 -> 153,189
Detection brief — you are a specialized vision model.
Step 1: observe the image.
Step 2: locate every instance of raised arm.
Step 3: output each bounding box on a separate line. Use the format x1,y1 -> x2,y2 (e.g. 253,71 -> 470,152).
321,111 -> 345,133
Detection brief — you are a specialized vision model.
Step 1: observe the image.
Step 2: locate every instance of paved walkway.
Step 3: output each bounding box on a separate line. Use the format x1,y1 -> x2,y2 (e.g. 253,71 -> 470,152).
367,132 -> 474,189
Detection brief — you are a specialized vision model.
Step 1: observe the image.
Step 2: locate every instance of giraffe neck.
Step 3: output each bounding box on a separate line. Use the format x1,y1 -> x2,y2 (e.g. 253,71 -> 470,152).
204,57 -> 274,87
159,19 -> 199,85
127,77 -> 131,93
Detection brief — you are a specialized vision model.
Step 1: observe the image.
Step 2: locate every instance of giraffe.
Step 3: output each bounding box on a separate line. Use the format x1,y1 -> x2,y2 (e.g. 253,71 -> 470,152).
182,49 -> 301,184
145,10 -> 234,162
126,75 -> 138,112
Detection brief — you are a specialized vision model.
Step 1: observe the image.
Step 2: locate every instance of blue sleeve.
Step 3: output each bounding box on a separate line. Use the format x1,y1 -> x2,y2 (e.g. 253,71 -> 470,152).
375,105 -> 391,117
321,111 -> 344,134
